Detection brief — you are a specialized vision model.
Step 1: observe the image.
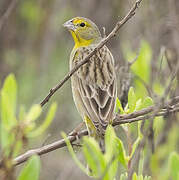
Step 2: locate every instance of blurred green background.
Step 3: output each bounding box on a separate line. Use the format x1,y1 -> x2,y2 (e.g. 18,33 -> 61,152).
0,0 -> 179,179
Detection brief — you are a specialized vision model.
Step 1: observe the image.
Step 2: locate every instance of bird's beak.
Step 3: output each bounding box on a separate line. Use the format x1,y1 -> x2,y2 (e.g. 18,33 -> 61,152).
63,20 -> 76,31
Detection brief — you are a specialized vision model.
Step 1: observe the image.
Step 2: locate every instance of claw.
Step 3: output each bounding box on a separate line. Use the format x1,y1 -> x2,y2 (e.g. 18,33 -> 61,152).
69,128 -> 82,147
69,122 -> 85,136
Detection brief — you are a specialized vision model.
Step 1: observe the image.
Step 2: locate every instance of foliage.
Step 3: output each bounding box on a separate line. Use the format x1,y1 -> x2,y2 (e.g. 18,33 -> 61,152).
117,86 -> 153,114
0,74 -> 57,179
64,123 -> 152,180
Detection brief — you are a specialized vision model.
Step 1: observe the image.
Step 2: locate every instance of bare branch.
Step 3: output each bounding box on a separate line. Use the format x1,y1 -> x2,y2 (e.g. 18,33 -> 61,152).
13,130 -> 88,166
40,0 -> 143,107
11,96 -> 179,166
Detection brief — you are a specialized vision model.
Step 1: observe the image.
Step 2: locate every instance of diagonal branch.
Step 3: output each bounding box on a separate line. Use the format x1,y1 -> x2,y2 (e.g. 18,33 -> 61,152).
0,0 -> 18,31
12,96 -> 179,166
40,0 -> 143,107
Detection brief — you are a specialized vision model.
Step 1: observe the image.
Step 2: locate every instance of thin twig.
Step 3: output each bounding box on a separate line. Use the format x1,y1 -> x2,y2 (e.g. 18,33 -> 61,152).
40,0 -> 143,107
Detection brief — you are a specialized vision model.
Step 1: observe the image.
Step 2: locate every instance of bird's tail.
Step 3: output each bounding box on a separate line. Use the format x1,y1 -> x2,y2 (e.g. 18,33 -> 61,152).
97,135 -> 105,153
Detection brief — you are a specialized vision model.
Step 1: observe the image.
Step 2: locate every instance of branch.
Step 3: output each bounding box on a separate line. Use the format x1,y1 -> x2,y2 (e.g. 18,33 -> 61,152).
12,96 -> 179,166
114,95 -> 179,123
40,0 -> 143,107
0,0 -> 18,31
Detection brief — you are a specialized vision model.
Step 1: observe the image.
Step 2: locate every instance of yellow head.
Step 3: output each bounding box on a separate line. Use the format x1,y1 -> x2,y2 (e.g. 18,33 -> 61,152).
63,17 -> 101,48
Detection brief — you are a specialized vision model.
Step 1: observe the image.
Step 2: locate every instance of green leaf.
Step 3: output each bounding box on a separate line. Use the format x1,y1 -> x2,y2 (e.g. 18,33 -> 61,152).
105,125 -> 117,162
0,74 -> 17,150
133,79 -> 148,99
103,126 -> 127,179
128,87 -> 137,113
131,40 -> 152,84
103,158 -> 118,180
116,138 -> 127,168
83,136 -> 106,177
123,40 -> 152,98
0,125 -> 15,153
27,102 -> 57,137
61,132 -> 88,175
124,104 -> 129,113
132,172 -> 138,180
135,98 -> 142,111
169,152 -> 179,179
142,97 -> 153,109
116,98 -> 125,114
83,143 -> 98,176
1,74 -> 17,130
26,104 -> 42,122
18,155 -> 41,180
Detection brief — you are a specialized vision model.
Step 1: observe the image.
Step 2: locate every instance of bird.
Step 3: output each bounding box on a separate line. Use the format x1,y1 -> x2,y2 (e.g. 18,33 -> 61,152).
63,17 -> 117,150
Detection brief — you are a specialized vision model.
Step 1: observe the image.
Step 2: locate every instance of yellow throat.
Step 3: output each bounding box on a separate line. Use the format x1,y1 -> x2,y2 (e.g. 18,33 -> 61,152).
70,30 -> 94,49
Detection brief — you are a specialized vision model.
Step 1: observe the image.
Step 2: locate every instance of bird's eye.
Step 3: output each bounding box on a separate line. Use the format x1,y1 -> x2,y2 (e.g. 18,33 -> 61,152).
80,22 -> 85,27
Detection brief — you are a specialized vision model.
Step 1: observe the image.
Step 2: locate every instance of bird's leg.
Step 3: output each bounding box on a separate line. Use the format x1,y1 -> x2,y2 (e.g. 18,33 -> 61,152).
69,122 -> 85,146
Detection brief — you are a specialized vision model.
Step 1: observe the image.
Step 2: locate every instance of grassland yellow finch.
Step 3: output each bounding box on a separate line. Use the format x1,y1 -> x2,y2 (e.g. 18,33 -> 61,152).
63,17 -> 117,149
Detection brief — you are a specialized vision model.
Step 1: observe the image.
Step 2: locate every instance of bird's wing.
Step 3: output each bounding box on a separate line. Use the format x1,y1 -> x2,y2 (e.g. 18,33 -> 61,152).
72,45 -> 117,133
